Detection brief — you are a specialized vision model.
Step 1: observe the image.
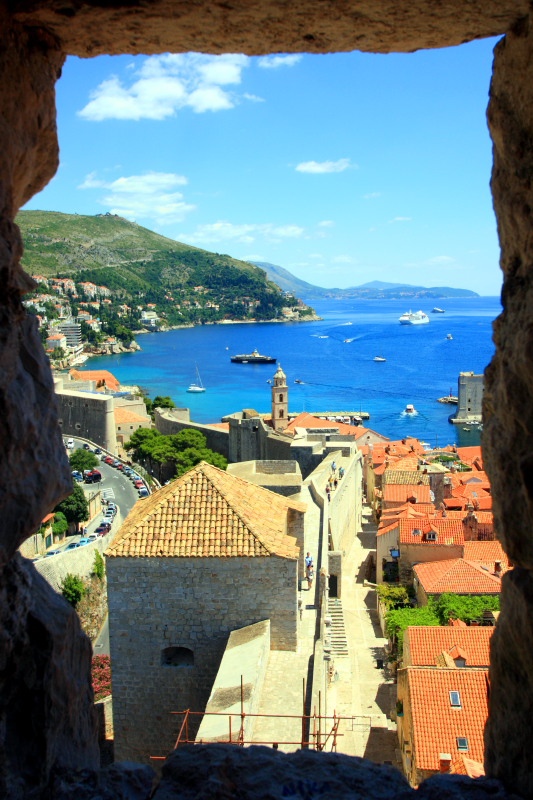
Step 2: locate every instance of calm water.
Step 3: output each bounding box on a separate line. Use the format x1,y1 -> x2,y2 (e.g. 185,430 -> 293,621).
85,296 -> 501,448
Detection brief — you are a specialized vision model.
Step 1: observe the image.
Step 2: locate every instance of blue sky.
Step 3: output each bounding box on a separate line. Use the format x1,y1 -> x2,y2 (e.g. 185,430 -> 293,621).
24,39 -> 502,294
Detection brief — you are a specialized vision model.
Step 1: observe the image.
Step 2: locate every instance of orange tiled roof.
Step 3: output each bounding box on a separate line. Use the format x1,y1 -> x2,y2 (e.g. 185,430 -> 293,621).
444,495 -> 493,511
386,455 -> 423,472
114,408 -> 151,424
69,369 -> 120,391
462,540 -> 510,572
450,755 -> 485,777
206,422 -> 230,431
382,470 -> 430,485
106,461 -> 305,559
405,626 -> 493,667
382,484 -> 433,505
284,413 -> 387,442
399,518 -> 465,546
404,668 -> 488,772
414,558 -> 502,595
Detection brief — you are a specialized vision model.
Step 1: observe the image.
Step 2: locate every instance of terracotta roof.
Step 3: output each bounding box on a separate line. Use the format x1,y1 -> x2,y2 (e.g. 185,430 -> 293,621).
450,755 -> 485,778
382,484 -> 433,505
462,541 -> 510,572
206,422 -> 230,431
414,558 -> 502,595
382,470 -> 430,486
106,461 -> 305,559
284,413 -> 387,441
386,455 -> 423,472
114,408 -> 151,424
398,518 -> 465,546
403,667 -> 489,771
405,626 -> 493,667
69,369 -> 120,391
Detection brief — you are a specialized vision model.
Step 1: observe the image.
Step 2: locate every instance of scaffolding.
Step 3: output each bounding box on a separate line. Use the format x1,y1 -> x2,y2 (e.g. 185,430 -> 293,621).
150,679 -> 371,759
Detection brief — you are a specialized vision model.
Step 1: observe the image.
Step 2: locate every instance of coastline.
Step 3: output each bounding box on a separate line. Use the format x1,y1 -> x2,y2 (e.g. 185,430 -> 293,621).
133,314 -> 323,336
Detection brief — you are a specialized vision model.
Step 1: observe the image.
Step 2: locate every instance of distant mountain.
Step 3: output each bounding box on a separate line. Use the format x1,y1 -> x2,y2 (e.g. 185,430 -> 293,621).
251,261 -> 479,300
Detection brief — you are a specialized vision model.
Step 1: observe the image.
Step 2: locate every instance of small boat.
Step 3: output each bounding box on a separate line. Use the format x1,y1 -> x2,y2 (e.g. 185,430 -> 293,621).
294,379 -> 303,384
399,310 -> 429,325
266,379 -> 272,384
446,333 -> 453,340
187,365 -> 205,393
374,356 -> 386,362
344,338 -> 355,343
432,307 -> 446,313
404,404 -> 416,414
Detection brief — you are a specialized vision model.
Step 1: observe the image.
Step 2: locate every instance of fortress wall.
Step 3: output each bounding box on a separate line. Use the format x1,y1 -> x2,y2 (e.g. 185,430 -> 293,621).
34,529 -> 115,592
56,389 -> 117,452
154,409 -> 229,458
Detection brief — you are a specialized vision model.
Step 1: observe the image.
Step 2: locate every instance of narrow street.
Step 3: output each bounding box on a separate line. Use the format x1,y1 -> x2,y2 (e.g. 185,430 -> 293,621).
326,503 -> 399,765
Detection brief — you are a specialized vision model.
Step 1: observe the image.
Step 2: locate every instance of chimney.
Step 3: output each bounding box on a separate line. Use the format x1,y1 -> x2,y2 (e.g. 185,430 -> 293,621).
494,561 -> 503,577
439,754 -> 452,773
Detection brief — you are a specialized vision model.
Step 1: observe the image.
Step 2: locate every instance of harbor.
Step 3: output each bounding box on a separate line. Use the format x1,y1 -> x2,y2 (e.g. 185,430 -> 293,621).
288,410 -> 371,421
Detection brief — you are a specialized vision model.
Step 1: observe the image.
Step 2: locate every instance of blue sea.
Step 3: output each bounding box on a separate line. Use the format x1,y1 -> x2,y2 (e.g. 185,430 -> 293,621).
84,296 -> 501,449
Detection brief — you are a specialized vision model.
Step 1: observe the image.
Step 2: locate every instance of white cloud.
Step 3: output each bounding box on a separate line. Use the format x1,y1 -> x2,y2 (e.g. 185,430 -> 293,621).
363,191 -> 381,199
78,53 -> 250,121
78,171 -> 195,225
333,255 -> 356,264
244,93 -> 265,103
318,220 -> 334,227
309,253 -> 323,259
178,220 -> 305,245
389,216 -> 412,223
295,158 -> 353,174
425,255 -> 455,265
258,54 -> 302,69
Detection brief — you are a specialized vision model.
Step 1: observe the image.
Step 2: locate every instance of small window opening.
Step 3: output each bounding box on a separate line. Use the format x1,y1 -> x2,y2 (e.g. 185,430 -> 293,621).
279,409 -> 284,418
161,646 -> 194,667
279,394 -> 284,402
457,737 -> 469,751
450,690 -> 461,707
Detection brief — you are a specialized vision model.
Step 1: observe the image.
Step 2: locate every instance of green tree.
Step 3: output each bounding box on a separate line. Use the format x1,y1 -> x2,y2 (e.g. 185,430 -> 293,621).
92,551 -> 105,581
51,347 -> 66,360
385,607 -> 440,655
172,429 -> 207,450
430,593 -> 500,625
175,447 -> 228,477
125,427 -> 160,454
52,511 -> 68,539
61,574 -> 86,608
54,483 -> 89,527
153,395 -> 176,410
376,584 -> 410,611
69,449 -> 98,471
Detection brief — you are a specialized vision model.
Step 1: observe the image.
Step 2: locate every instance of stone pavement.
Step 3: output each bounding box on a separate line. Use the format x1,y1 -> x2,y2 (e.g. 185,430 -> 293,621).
326,504 -> 399,765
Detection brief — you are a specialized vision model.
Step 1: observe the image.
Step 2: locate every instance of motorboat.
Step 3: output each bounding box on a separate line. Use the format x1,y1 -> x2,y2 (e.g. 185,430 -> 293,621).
374,356 -> 386,362
446,333 -> 453,340
344,338 -> 355,343
187,365 -> 206,393
404,404 -> 416,414
294,379 -> 303,384
432,307 -> 445,313
399,310 -> 429,325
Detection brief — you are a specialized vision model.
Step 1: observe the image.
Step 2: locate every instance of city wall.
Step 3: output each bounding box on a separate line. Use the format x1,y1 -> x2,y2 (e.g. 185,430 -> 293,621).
106,554 -> 298,763
154,408 -> 230,459
55,387 -> 117,452
34,529 -> 114,591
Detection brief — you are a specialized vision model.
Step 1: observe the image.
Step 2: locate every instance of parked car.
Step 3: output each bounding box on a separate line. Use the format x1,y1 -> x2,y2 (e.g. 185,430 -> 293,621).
95,525 -> 110,535
138,488 -> 150,498
82,443 -> 90,450
94,447 -> 102,455
66,542 -> 80,550
84,470 -> 102,484
45,549 -> 62,557
78,538 -> 91,546
66,438 -> 74,449
71,470 -> 83,482
87,533 -> 98,541
106,502 -> 117,513
134,481 -> 145,489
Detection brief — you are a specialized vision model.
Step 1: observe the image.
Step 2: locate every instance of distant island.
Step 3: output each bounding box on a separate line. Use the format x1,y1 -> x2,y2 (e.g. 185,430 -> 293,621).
251,261 -> 479,301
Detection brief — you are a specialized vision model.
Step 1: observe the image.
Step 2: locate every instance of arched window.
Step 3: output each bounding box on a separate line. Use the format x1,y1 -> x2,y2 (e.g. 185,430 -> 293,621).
279,394 -> 284,402
279,409 -> 284,418
161,646 -> 194,667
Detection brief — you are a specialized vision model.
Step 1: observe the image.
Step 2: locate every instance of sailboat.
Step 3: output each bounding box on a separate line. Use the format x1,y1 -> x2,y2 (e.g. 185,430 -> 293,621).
187,365 -> 206,393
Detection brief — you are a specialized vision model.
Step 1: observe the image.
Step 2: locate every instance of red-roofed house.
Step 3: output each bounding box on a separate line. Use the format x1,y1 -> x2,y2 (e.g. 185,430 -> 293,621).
413,558 -> 502,604
382,483 -> 433,510
403,626 -> 493,668
397,667 -> 489,786
69,369 -> 120,392
114,407 -> 151,445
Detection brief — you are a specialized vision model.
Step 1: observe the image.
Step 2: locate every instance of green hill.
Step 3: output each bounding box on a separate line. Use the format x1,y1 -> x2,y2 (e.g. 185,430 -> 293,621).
17,210 -> 277,297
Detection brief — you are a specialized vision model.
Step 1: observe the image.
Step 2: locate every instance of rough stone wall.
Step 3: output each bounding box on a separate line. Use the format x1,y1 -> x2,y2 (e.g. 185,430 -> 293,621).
484,19 -> 533,796
34,528 -> 114,591
106,554 -> 298,763
328,451 -> 362,553
399,542 -> 464,583
155,408 -> 229,458
56,387 -> 117,450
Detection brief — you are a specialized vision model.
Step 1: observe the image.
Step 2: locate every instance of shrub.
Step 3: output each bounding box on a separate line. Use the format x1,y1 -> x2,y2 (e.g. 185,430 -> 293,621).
376,584 -> 410,610
60,573 -> 86,608
92,655 -> 112,701
385,607 -> 439,655
430,593 -> 500,625
92,551 -> 105,581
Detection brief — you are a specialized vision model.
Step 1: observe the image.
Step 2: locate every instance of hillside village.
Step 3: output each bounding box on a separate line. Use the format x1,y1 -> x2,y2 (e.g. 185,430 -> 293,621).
29,362 -> 500,786
24,272 -> 314,369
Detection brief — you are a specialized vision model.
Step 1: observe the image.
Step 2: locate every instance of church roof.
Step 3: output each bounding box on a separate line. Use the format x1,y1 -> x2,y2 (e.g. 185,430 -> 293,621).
106,461 -> 305,559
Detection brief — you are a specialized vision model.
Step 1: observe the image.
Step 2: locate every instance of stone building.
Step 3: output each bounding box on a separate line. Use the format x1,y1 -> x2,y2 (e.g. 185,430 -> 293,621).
451,372 -> 484,424
271,364 -> 289,431
105,461 -> 306,763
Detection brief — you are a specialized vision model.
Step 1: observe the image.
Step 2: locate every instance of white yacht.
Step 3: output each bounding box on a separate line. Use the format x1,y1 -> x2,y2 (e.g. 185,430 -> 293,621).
187,365 -> 205,393
399,310 -> 429,325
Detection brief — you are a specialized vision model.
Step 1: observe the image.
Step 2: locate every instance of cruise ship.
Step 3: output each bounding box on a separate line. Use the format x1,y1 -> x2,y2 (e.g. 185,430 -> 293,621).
399,310 -> 430,325
230,349 -> 276,364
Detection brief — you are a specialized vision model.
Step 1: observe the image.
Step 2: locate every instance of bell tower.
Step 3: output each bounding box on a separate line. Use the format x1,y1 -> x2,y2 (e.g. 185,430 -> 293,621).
271,364 -> 289,431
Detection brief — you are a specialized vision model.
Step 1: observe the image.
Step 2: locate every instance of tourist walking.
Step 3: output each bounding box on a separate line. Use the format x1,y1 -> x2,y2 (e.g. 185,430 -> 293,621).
307,563 -> 314,590
339,466 -> 345,480
334,477 -> 338,490
305,552 -> 313,569
332,460 -> 337,474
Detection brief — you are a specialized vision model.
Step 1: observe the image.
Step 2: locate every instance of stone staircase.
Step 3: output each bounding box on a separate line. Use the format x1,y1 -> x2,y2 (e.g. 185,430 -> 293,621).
326,598 -> 349,657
